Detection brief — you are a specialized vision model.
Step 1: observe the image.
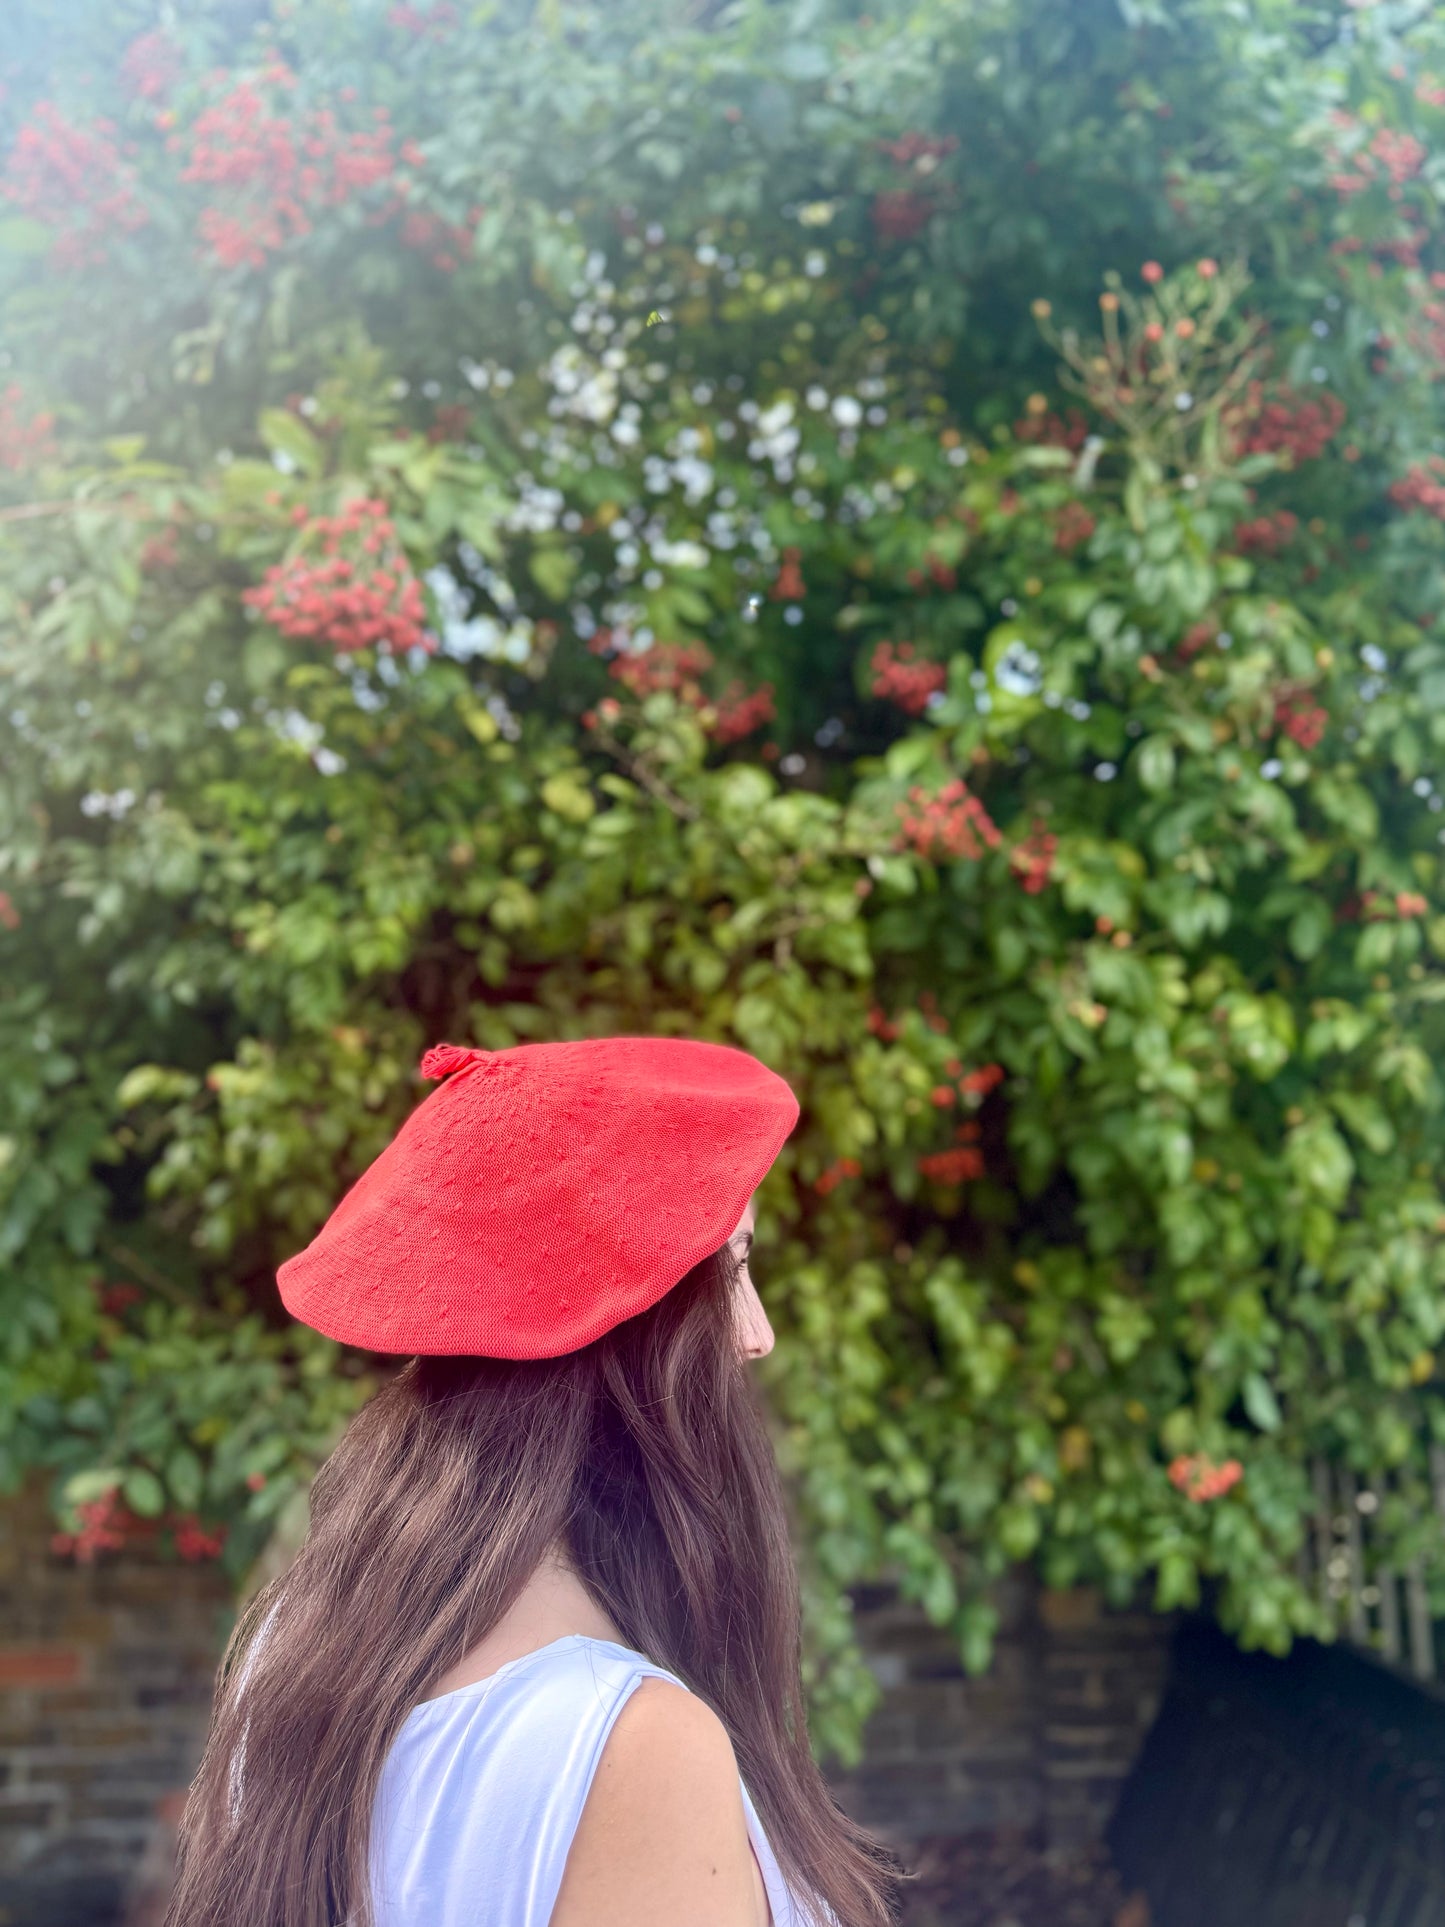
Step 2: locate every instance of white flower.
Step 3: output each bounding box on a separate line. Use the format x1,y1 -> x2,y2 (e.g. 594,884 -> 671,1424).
831,395 -> 863,427
651,536 -> 710,570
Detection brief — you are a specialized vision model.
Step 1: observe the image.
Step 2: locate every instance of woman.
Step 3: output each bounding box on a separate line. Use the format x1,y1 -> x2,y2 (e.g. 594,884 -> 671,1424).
164,1036 -> 900,1927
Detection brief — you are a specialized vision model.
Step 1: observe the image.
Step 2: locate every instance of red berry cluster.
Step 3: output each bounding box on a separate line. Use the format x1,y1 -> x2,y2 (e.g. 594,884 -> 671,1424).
960,1063 -> 1005,1096
870,641 -> 945,715
1016,406 -> 1089,453
176,64 -> 398,269
243,498 -> 433,654
120,28 -> 183,102
813,1157 -> 861,1196
393,203 -> 484,273
1053,502 -> 1096,554
387,1 -> 460,32
49,1481 -> 231,1564
877,132 -> 959,168
173,1515 -> 228,1562
772,547 -> 805,600
918,1146 -> 985,1184
50,1490 -> 135,1562
905,553 -> 958,593
1388,457 -> 1445,518
0,383 -> 56,471
140,522 -> 182,572
609,639 -> 714,701
1010,824 -> 1058,894
1396,891 -> 1429,918
1228,382 -> 1346,463
1272,687 -> 1327,751
871,190 -> 933,244
865,1005 -> 900,1041
1327,123 -> 1426,197
1168,1453 -> 1243,1503
711,680 -> 777,743
1232,509 -> 1299,556
1,102 -> 150,269
426,402 -> 474,444
1176,619 -> 1216,662
897,779 -> 1002,861
96,1280 -> 144,1318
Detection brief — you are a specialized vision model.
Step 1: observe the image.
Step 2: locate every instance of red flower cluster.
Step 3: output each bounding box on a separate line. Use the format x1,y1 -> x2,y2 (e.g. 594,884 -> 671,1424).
243,498 -> 433,654
1397,891 -> 1429,918
870,641 -> 945,715
173,1515 -> 227,1562
1010,824 -> 1058,894
177,65 -> 398,269
0,383 -> 56,471
1389,457 -> 1445,518
772,547 -> 805,600
50,1489 -> 135,1563
120,29 -> 183,102
1232,509 -> 1299,556
1015,406 -> 1089,452
1228,383 -> 1345,463
919,1147 -> 985,1184
0,891 -> 20,931
609,639 -> 714,700
897,779 -> 1002,861
814,1157 -> 861,1196
871,190 -> 933,244
1053,502 -> 1096,554
1168,1453 -> 1243,1503
877,132 -> 959,168
1,102 -> 150,269
711,680 -> 777,743
1273,688 -> 1327,751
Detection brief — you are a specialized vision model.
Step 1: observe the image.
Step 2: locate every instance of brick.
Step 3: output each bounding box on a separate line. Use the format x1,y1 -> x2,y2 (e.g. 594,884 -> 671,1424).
0,1648 -> 84,1688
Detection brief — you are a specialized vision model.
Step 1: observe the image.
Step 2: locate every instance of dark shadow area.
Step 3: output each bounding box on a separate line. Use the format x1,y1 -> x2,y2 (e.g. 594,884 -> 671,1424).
1109,1617 -> 1445,1927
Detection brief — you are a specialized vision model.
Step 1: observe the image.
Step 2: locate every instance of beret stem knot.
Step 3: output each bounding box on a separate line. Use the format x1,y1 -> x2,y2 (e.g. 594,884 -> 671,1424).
418,1042 -> 488,1080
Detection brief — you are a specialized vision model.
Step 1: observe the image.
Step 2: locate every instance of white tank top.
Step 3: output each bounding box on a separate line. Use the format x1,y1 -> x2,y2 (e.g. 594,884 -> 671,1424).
367,1633 -> 821,1927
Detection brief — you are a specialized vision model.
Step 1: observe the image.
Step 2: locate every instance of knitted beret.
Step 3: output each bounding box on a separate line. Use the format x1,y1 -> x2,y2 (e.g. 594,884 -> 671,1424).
276,1035 -> 799,1358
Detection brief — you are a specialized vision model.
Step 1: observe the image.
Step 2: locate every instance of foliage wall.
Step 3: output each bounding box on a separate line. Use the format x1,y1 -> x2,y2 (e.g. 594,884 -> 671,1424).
6,0 -> 1445,1753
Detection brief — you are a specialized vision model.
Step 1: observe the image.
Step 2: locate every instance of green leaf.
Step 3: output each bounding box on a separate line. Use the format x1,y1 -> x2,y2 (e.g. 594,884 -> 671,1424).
1136,736 -> 1176,794
1242,1372 -> 1281,1434
122,1468 -> 166,1518
256,408 -> 323,480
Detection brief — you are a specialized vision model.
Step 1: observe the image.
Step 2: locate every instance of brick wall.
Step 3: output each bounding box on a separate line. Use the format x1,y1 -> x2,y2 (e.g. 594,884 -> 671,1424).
0,1479 -> 232,1927
0,1477 -> 1174,1925
835,1573 -> 1176,1858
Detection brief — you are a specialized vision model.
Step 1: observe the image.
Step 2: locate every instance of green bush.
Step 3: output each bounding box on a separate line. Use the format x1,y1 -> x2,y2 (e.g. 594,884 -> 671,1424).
7,0 -> 1445,1754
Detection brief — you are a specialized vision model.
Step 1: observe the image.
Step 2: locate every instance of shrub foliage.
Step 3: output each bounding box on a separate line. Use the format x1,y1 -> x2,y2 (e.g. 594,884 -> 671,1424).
6,0 -> 1445,1751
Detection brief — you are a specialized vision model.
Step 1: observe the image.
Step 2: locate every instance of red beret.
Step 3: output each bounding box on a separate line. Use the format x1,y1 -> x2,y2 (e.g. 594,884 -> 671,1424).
276,1036 -> 799,1358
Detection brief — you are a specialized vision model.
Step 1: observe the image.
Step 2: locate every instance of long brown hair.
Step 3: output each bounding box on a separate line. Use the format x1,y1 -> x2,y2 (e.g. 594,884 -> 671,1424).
164,1244 -> 900,1927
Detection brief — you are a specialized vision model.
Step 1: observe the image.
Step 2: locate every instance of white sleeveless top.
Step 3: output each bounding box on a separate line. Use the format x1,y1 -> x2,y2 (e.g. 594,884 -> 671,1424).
367,1633 -> 821,1927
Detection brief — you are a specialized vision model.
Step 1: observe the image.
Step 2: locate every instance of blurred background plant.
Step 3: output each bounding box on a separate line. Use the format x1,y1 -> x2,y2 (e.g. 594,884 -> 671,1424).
6,0 -> 1445,1762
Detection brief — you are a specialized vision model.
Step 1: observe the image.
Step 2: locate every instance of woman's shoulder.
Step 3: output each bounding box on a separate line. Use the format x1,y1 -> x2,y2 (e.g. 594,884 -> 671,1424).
549,1673 -> 769,1927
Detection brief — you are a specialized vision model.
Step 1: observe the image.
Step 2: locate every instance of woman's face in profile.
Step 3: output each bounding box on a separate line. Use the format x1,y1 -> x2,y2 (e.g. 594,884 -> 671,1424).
727,1195 -> 774,1359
